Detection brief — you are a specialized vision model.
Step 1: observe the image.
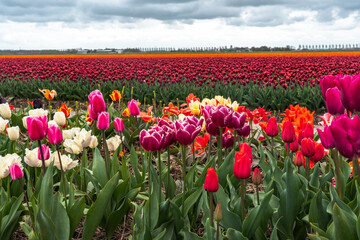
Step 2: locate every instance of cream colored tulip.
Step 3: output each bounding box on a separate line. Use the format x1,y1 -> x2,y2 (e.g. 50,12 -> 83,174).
89,136 -> 98,149
0,153 -> 23,179
24,148 -> 52,167
0,117 -> 9,133
106,135 -> 122,152
0,103 -> 11,119
54,112 -> 66,126
74,129 -> 92,148
7,126 -> 19,140
22,116 -> 29,129
29,108 -> 48,117
52,152 -> 79,171
48,120 -> 58,127
64,139 -> 83,155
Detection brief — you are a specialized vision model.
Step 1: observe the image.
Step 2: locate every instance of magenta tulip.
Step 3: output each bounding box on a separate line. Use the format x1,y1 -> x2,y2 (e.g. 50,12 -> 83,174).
326,87 -> 345,115
339,74 -> 360,112
228,111 -> 246,130
281,121 -> 296,143
329,116 -> 356,158
139,128 -> 164,152
237,124 -> 250,137
320,75 -> 340,100
26,115 -> 48,141
128,99 -> 140,116
88,90 -> 106,113
317,126 -> 335,149
48,125 -> 63,145
205,118 -> 220,136
222,131 -> 234,149
89,104 -> 99,121
38,145 -> 50,160
210,105 -> 232,128
174,119 -> 202,146
97,112 -> 110,130
114,118 -> 125,132
8,163 -> 23,180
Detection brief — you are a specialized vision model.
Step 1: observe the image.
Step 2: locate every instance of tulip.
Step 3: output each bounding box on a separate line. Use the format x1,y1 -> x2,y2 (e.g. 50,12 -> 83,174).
89,136 -> 98,149
234,150 -> 251,179
329,116 -> 355,158
109,90 -> 121,102
8,162 -> 23,180
51,152 -> 79,171
88,104 -> 99,121
114,118 -> 125,132
26,115 -> 48,141
339,74 -> 360,112
285,139 -> 299,152
205,118 -> 220,136
97,112 -> 110,130
24,148 -> 51,167
294,151 -> 304,167
238,142 -> 253,161
317,126 -> 335,149
237,124 -> 250,137
174,120 -> 202,146
326,87 -> 345,115
320,75 -> 340,100
281,121 -> 296,143
54,111 -> 66,127
310,142 -> 325,163
300,122 -> 314,140
7,126 -> 19,141
38,145 -> 50,161
88,90 -> 106,113
0,117 -> 9,134
0,103 -> 11,119
227,111 -> 246,130
222,131 -> 234,149
204,168 -> 219,192
214,201 -> 222,222
301,137 -> 316,157
252,168 -> 261,185
139,129 -> 164,152
127,99 -> 140,116
265,117 -> 279,137
106,135 -> 123,152
29,108 -> 48,117
210,105 -> 232,128
48,125 -> 63,145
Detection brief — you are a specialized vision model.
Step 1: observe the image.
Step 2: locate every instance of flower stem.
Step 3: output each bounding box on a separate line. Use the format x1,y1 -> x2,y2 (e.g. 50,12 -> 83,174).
218,128 -> 223,168
166,147 -> 171,199
216,222 -> 220,240
332,149 -> 343,200
256,185 -> 260,205
233,130 -> 237,152
240,179 -> 246,221
37,140 -> 46,175
56,145 -> 68,210
305,157 -> 310,180
101,129 -> 110,180
18,179 -> 35,230
207,136 -> 213,168
181,145 -> 187,217
352,156 -> 360,185
209,192 -> 214,227
192,141 -> 196,164
148,152 -> 152,227
158,151 -> 162,202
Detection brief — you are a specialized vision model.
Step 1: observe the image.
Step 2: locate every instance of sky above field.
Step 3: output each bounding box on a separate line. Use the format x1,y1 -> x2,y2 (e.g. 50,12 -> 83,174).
0,0 -> 360,50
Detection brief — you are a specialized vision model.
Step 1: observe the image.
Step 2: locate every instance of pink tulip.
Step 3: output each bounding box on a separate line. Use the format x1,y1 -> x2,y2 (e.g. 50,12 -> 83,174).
128,99 -> 140,116
139,128 -> 164,152
174,119 -> 202,146
326,87 -> 344,115
210,105 -> 232,128
26,115 -> 48,141
48,125 -> 63,145
38,145 -> 50,160
114,118 -> 124,132
8,163 -> 23,180
97,112 -> 110,130
320,75 -> 340,101
89,104 -> 99,121
88,90 -> 106,113
339,74 -> 360,112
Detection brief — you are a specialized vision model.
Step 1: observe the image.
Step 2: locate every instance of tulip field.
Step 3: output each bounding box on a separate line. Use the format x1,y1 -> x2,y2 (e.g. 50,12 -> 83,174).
1,52 -> 360,111
1,53 -> 360,239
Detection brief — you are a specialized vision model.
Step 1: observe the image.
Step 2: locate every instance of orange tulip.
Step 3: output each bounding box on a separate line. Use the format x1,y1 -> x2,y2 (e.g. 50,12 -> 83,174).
57,104 -> 73,118
109,90 -> 121,102
122,108 -> 130,118
39,89 -> 57,101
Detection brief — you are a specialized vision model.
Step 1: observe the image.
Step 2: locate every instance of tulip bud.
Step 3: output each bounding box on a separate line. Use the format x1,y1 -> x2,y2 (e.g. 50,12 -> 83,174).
97,112 -> 110,130
204,168 -> 219,192
7,126 -> 19,141
239,142 -> 253,161
301,137 -> 316,157
38,145 -> 50,160
54,111 -> 66,127
88,104 -> 99,121
26,115 -> 48,141
48,125 -> 63,145
0,103 -> 11,119
281,121 -> 296,143
234,151 -> 251,179
114,118 -> 125,132
294,151 -> 304,166
326,87 -> 345,115
214,202 -> 222,222
300,122 -> 314,140
252,167 -> 261,185
8,163 -> 23,180
265,117 -> 279,137
222,131 -> 234,149
127,99 -> 140,116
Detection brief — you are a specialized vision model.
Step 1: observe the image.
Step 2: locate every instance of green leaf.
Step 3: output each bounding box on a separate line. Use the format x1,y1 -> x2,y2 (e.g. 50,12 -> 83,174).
129,145 -> 143,185
105,200 -> 130,239
37,209 -> 55,240
227,228 -> 248,240
91,147 -> 107,187
82,172 -> 120,240
179,229 -> 203,240
183,187 -> 203,216
68,197 -> 85,237
309,190 -> 331,231
217,150 -> 235,186
333,203 -> 357,240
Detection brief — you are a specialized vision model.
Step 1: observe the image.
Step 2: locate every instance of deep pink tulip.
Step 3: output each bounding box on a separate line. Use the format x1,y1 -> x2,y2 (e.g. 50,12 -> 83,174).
228,111 -> 246,130
320,75 -> 340,100
281,121 -> 296,143
174,119 -> 202,146
317,126 -> 335,149
48,125 -> 63,145
222,131 -> 234,149
97,112 -> 110,130
89,104 -> 99,121
139,128 -> 164,152
339,74 -> 360,112
26,115 -> 48,141
329,116 -> 356,158
237,124 -> 250,137
38,145 -> 50,160
265,117 -> 279,137
128,99 -> 140,116
88,90 -> 106,113
210,105 -> 232,128
8,163 -> 23,180
185,116 -> 204,128
205,118 -> 220,136
114,118 -> 125,132
286,139 -> 299,152
326,87 -> 344,115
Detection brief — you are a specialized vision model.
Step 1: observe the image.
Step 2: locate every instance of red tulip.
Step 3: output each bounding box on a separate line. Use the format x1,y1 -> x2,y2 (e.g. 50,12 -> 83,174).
48,125 -> 63,145
26,115 -> 48,141
8,163 -> 23,180
234,150 -> 251,179
204,168 -> 219,192
114,118 -> 124,132
310,142 -> 325,163
281,121 -> 296,143
294,151 -> 304,167
97,112 -> 110,130
238,142 -> 253,161
252,168 -> 261,185
301,137 -> 316,157
265,117 -> 279,137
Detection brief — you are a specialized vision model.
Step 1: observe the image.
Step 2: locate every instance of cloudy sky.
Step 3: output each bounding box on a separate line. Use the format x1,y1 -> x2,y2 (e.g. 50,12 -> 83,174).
0,0 -> 359,49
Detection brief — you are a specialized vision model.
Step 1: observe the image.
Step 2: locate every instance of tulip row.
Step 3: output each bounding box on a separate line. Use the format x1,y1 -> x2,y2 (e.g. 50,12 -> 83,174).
1,82 -> 360,239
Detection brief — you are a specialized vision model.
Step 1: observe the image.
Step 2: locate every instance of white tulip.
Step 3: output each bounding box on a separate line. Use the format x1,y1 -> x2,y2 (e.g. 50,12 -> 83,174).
89,136 -> 98,149
64,139 -> 83,155
0,103 -> 11,119
74,129 -> 92,148
22,116 -> 29,129
0,117 -> 9,133
6,126 -> 19,140
0,153 -> 23,179
52,152 -> 79,171
48,120 -> 58,127
63,129 -> 75,140
54,112 -> 66,126
106,135 -> 123,152
29,108 -> 48,117
24,148 -> 52,167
